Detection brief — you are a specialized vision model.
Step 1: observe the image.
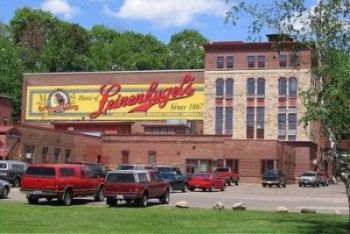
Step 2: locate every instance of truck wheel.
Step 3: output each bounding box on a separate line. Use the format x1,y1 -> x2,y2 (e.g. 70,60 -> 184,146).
13,177 -> 21,188
189,187 -> 194,191
1,186 -> 9,199
262,183 -> 266,187
28,196 -> 39,205
139,193 -> 148,207
63,190 -> 73,206
235,181 -> 239,186
160,190 -> 170,204
94,187 -> 104,201
106,198 -> 117,207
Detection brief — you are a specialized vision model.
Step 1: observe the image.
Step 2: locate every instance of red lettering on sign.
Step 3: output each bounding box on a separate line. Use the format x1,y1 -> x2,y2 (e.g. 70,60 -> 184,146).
89,74 -> 196,120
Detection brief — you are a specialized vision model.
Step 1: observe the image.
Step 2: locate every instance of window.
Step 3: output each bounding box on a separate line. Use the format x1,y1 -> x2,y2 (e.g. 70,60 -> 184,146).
226,56 -> 234,68
257,78 -> 265,96
278,77 -> 287,96
60,168 -> 75,177
96,155 -> 101,163
65,149 -> 71,163
107,173 -> 135,183
215,107 -> 224,134
26,167 -> 55,176
138,173 -> 148,183
54,148 -> 60,163
226,159 -> 239,173
24,145 -> 35,164
186,159 -> 198,174
225,78 -> 234,98
256,107 -> 265,139
216,78 -> 224,97
288,113 -> 297,131
225,107 -> 233,135
290,54 -> 299,67
247,56 -> 255,68
289,77 -> 297,97
257,56 -> 265,68
247,78 -> 255,96
279,55 -> 287,67
216,56 -> 224,69
261,160 -> 278,174
278,108 -> 286,140
246,107 -> 255,139
121,151 -> 129,164
148,151 -> 156,164
42,147 -> 48,163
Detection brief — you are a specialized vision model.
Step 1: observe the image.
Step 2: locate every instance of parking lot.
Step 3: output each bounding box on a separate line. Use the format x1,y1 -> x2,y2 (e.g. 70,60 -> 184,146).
3,183 -> 348,215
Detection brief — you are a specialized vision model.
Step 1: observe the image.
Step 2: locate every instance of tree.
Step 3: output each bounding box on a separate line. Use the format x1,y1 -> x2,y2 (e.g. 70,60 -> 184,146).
10,7 -> 57,72
0,37 -> 23,118
226,0 -> 350,223
168,29 -> 208,69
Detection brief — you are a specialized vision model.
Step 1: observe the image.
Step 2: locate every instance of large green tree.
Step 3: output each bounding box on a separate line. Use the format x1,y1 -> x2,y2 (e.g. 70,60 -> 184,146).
226,0 -> 350,223
168,29 -> 207,69
0,37 -> 23,118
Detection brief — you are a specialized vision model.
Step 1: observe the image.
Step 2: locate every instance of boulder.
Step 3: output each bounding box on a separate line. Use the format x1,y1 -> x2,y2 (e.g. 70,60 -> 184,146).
301,208 -> 316,214
175,200 -> 189,208
275,206 -> 288,213
232,202 -> 246,210
334,209 -> 341,215
213,202 -> 225,210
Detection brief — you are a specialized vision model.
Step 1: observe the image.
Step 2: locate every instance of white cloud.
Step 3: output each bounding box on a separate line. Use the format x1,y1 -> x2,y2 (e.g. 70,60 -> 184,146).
40,0 -> 80,19
104,0 -> 228,28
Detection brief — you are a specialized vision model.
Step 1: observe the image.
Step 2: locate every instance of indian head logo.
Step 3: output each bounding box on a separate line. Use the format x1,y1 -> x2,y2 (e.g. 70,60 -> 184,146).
39,89 -> 78,113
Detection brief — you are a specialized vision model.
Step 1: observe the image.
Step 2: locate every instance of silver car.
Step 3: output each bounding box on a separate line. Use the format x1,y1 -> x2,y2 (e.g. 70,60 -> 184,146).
299,171 -> 320,187
0,179 -> 10,199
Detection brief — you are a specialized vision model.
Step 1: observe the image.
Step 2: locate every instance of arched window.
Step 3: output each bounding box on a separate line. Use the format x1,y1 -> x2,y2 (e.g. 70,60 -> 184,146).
216,78 -> 224,97
226,78 -> 234,98
278,77 -> 287,96
289,77 -> 297,97
247,78 -> 255,96
257,78 -> 265,96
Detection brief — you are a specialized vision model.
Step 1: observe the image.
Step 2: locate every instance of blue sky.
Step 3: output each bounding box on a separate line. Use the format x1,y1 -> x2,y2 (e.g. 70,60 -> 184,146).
0,0 -> 272,43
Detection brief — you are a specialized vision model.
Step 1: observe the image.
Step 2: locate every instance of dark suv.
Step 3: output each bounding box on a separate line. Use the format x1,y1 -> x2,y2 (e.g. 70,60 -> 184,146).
262,170 -> 286,188
0,160 -> 28,187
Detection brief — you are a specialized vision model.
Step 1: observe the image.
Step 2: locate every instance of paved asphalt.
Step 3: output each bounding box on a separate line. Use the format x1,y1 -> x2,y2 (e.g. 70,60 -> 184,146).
2,183 -> 348,215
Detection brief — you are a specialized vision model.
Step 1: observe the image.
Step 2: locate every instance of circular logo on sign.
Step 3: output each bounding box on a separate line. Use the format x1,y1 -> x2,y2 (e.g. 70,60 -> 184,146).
47,89 -> 70,113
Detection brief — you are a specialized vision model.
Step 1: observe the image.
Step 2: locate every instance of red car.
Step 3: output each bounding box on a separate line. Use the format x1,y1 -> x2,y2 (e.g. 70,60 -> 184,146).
104,170 -> 170,207
214,167 -> 239,186
187,173 -> 226,192
20,164 -> 105,206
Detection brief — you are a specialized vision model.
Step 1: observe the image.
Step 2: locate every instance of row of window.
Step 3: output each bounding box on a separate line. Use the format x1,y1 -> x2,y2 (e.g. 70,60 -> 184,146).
23,145 -> 71,164
214,107 -> 297,140
121,151 -> 156,165
216,54 -> 299,69
185,159 -> 279,175
215,77 -> 297,97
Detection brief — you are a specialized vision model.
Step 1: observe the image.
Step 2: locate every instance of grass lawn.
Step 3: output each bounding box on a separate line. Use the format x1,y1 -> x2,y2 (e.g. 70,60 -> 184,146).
0,201 -> 348,233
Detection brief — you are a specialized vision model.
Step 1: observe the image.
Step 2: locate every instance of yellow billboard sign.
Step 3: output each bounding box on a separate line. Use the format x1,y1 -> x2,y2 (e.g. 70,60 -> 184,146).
26,74 -> 204,120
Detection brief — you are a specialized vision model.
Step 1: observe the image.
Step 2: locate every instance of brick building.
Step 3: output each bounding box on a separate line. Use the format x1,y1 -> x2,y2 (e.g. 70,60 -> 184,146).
2,34 -> 330,183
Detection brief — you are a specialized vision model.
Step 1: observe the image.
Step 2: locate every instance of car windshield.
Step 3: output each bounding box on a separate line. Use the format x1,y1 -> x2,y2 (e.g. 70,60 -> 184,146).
107,173 -> 135,183
216,168 -> 229,172
160,173 -> 175,180
0,163 -> 7,169
157,167 -> 174,173
118,165 -> 135,170
302,173 -> 316,177
263,170 -> 277,177
26,167 -> 55,177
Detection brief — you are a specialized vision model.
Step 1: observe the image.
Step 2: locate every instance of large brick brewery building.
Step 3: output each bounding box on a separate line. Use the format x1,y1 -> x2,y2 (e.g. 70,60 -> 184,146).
3,34 -> 344,183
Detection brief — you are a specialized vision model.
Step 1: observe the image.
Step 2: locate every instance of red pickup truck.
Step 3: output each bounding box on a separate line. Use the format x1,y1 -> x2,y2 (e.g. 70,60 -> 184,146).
214,167 -> 239,186
20,164 -> 105,206
104,170 -> 170,207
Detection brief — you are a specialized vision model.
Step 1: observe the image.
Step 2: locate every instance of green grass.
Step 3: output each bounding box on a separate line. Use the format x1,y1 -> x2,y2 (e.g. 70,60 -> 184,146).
0,201 -> 348,233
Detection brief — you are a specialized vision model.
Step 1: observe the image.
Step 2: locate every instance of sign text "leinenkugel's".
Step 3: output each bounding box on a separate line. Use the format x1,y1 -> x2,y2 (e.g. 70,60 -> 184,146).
89,74 -> 195,119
